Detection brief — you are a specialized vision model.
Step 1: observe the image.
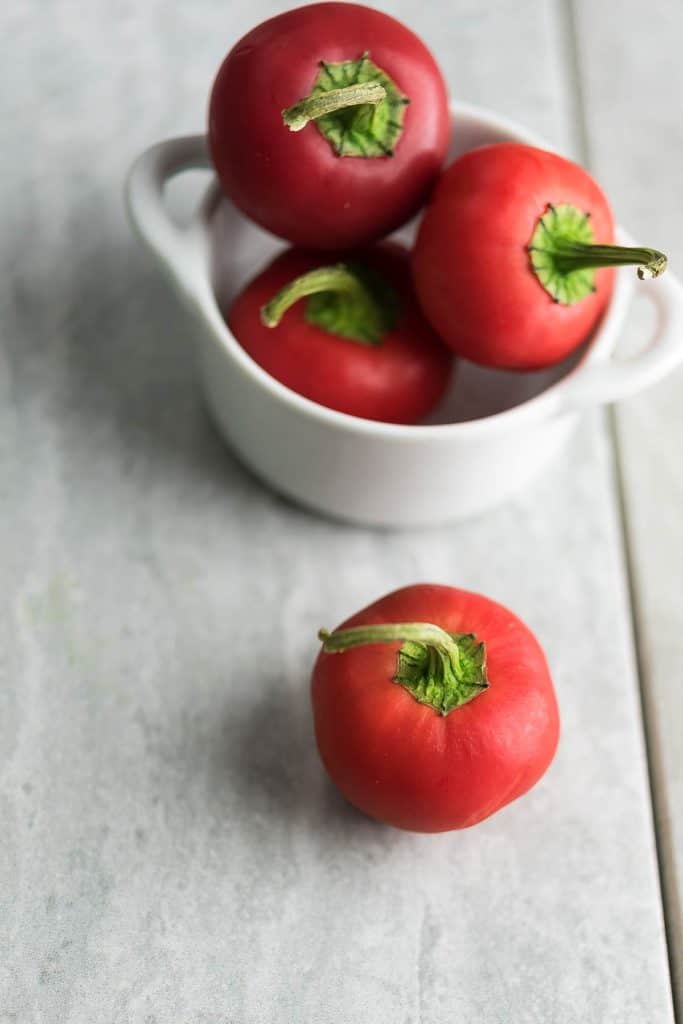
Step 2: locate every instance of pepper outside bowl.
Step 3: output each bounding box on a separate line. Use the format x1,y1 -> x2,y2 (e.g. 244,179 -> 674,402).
125,103 -> 683,528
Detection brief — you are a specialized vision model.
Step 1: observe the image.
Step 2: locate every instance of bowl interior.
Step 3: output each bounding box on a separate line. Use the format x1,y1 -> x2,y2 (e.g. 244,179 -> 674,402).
208,108 -> 589,425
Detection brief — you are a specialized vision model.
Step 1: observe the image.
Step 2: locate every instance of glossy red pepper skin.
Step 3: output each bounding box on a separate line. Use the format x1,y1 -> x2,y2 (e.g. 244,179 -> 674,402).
412,144 -> 616,370
312,584 -> 560,832
208,3 -> 450,249
226,244 -> 453,424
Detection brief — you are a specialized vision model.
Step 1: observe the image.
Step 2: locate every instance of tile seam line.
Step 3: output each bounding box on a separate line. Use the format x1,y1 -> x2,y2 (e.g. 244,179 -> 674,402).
555,0 -> 679,1018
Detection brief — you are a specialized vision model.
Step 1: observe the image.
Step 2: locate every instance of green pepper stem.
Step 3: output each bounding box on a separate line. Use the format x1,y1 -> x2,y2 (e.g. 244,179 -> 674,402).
260,263 -> 393,346
319,622 -> 457,653
260,265 -> 373,328
282,81 -> 386,132
529,204 -> 668,305
545,241 -> 667,280
318,621 -> 489,715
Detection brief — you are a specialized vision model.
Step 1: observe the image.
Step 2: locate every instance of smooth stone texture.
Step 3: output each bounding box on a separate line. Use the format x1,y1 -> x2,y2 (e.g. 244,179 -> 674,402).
0,1 -> 674,1020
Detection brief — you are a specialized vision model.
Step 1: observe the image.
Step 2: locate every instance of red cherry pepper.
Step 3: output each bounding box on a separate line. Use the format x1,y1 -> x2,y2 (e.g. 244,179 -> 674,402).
226,244 -> 453,424
412,143 -> 667,370
312,583 -> 560,832
209,3 -> 449,249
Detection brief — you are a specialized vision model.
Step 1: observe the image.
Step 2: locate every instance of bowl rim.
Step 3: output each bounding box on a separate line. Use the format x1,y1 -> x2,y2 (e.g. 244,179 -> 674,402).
181,102 -> 635,440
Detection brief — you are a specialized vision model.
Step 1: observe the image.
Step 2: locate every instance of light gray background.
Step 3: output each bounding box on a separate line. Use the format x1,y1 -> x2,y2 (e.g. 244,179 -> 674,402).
2,1 -> 681,1021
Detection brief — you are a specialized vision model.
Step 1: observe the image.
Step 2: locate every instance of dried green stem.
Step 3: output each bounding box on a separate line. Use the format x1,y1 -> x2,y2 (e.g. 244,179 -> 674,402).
283,82 -> 386,132
318,621 -> 489,715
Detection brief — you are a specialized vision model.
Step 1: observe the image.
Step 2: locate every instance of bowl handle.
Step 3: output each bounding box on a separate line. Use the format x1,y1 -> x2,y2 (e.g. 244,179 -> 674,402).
124,135 -> 212,305
560,267 -> 683,409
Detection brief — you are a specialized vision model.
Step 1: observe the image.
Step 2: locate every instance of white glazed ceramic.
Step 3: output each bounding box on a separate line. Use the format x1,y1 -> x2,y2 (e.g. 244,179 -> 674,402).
125,103 -> 683,527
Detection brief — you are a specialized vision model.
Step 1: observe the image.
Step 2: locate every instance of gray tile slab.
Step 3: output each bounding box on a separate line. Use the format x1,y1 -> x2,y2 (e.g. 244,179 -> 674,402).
574,0 -> 683,1004
0,1 -> 673,1021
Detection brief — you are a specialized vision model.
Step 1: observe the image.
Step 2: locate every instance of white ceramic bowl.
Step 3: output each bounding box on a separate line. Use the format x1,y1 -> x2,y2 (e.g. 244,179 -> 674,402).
125,103 -> 683,527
